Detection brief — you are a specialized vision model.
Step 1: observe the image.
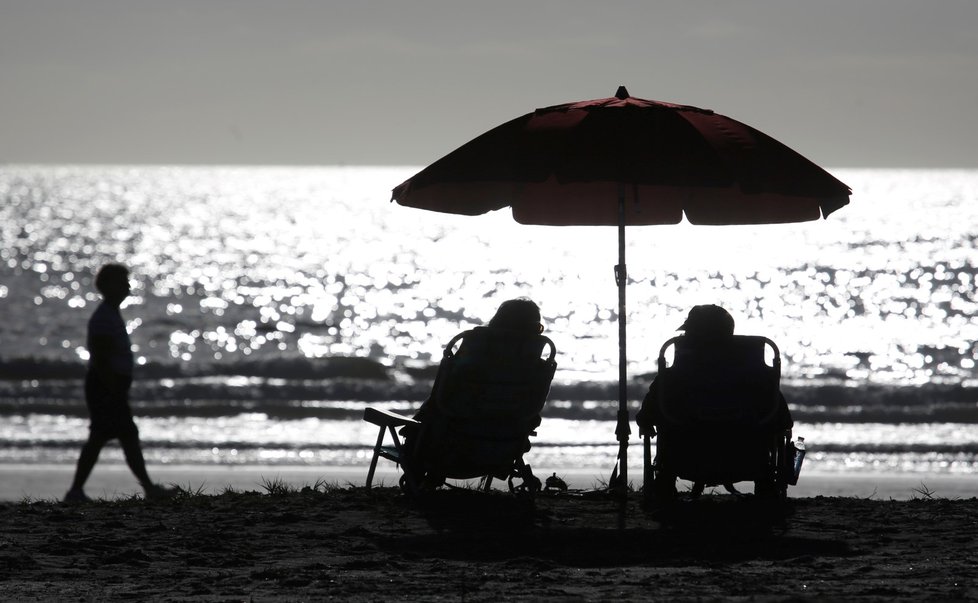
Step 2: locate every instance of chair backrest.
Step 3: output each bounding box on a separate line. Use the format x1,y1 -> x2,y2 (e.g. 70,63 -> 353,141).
420,327 -> 557,478
655,334 -> 781,428
431,327 -> 556,422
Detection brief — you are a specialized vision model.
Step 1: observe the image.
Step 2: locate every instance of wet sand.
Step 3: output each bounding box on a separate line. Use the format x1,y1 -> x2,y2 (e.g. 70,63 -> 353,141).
1,484 -> 976,601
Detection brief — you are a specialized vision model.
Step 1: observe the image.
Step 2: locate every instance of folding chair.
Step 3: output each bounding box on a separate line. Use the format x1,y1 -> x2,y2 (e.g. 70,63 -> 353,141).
364,327 -> 557,495
642,335 -> 796,504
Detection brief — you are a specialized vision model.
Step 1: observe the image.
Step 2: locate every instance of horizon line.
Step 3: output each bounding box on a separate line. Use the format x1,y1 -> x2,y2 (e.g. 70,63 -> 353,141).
3,162 -> 977,171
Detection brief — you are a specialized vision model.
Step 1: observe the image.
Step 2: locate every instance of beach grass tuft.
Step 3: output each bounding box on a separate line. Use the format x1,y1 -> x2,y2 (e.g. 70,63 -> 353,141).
175,482 -> 208,498
258,475 -> 338,495
308,477 -> 340,493
258,476 -> 299,495
910,482 -> 937,500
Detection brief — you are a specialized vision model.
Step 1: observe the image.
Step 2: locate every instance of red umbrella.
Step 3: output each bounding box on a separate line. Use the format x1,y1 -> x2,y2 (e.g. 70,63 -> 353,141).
393,86 -> 851,489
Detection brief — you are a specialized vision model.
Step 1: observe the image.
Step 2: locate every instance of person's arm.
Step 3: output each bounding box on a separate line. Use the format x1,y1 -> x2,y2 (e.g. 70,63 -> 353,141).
636,379 -> 659,436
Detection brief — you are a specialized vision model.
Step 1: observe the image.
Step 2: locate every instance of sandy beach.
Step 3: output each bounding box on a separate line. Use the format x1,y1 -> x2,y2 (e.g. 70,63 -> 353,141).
2,462 -> 975,503
1,482 -> 976,601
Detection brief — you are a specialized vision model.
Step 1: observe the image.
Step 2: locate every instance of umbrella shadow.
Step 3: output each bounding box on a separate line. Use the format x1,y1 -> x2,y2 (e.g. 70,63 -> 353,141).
385,492 -> 853,568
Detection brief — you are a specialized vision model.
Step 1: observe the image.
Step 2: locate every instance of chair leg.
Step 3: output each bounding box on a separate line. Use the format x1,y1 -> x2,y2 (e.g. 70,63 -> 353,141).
643,434 -> 652,487
643,434 -> 655,504
365,424 -> 387,489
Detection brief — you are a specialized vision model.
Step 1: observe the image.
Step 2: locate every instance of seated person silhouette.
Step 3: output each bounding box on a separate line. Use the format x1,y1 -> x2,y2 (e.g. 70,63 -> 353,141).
410,298 -> 546,428
365,298 -> 556,493
636,304 -> 792,497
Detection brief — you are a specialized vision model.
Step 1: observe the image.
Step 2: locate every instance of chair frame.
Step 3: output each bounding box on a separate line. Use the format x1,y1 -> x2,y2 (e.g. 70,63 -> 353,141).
642,334 -> 794,503
364,329 -> 556,495
364,407 -> 422,493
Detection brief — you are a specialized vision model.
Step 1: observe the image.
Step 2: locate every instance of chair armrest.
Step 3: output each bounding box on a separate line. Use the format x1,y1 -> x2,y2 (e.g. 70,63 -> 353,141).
363,407 -> 420,428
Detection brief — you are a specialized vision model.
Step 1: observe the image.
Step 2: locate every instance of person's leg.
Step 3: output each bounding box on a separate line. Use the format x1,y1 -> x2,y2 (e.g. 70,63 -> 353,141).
118,427 -> 177,499
117,429 -> 154,489
66,433 -> 106,499
69,375 -> 107,498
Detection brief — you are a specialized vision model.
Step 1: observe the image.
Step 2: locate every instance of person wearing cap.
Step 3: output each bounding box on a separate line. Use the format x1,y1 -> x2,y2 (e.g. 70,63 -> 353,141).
635,304 -> 792,434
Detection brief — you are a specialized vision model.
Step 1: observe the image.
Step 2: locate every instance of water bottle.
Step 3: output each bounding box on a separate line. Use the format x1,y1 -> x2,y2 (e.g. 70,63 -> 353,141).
791,436 -> 806,484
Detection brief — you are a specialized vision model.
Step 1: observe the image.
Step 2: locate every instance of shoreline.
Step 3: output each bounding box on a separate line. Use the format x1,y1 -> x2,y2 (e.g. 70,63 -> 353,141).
2,462 -> 973,502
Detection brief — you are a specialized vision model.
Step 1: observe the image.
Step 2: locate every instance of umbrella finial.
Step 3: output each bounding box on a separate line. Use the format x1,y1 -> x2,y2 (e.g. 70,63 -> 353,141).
615,85 -> 630,99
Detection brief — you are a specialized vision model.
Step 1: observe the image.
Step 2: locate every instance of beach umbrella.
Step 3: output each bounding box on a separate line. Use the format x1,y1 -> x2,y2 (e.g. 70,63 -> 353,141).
392,86 -> 851,489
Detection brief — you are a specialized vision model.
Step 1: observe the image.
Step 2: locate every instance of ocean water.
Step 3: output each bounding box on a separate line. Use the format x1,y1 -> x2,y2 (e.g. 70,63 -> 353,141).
1,165 -> 976,484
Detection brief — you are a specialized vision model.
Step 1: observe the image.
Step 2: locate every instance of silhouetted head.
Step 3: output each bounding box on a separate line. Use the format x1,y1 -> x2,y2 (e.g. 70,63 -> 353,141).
678,304 -> 734,342
488,298 -> 542,333
95,263 -> 131,306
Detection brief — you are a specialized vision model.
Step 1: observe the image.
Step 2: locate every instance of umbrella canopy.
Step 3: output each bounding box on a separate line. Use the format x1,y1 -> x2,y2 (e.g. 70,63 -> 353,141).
394,86 -> 850,225
392,86 -> 851,489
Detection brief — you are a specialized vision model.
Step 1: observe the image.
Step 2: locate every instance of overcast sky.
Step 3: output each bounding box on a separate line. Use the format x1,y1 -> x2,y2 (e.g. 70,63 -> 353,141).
2,1 -> 976,168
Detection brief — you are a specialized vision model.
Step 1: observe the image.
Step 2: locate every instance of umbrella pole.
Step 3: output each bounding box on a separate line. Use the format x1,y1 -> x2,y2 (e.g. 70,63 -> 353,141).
612,184 -> 630,491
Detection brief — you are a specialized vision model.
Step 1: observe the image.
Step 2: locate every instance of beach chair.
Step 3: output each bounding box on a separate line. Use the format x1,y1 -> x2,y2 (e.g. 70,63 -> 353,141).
364,327 -> 557,495
642,335 -> 795,504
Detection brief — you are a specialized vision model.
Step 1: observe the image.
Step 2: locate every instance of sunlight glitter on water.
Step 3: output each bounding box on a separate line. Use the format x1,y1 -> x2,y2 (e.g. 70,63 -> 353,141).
2,166 -> 977,386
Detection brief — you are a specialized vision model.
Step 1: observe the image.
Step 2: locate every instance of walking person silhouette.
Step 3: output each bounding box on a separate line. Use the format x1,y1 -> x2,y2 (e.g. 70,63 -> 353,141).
65,264 -> 175,502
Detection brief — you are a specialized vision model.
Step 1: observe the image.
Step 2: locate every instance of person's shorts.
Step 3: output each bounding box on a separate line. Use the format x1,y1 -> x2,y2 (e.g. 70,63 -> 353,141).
85,373 -> 139,440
